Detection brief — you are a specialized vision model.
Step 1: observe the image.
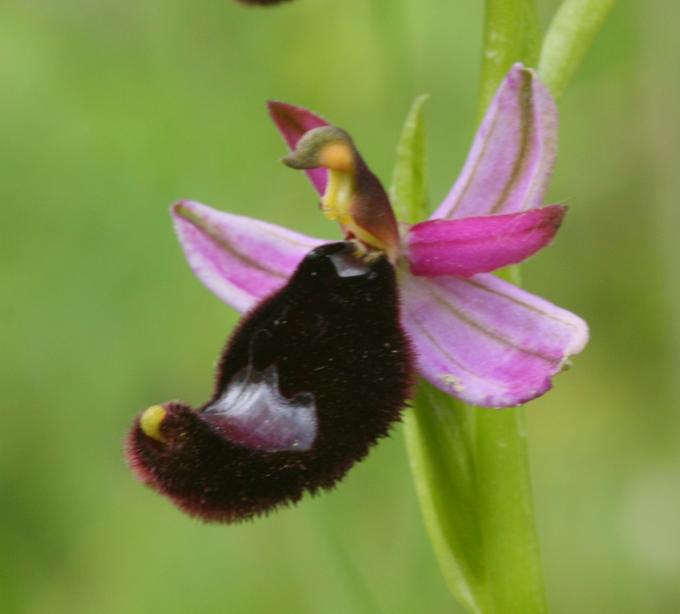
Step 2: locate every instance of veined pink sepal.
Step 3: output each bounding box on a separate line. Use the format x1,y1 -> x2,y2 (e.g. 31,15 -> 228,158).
400,272 -> 588,407
433,64 -> 558,220
172,200 -> 324,312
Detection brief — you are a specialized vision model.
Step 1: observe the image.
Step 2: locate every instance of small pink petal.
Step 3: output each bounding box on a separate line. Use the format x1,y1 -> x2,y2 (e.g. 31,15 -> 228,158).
406,205 -> 566,277
433,64 -> 558,220
267,101 -> 329,195
172,200 -> 325,313
400,272 -> 588,407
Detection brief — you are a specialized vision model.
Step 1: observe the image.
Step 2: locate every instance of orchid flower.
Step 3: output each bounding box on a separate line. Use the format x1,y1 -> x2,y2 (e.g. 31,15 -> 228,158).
173,64 -> 588,409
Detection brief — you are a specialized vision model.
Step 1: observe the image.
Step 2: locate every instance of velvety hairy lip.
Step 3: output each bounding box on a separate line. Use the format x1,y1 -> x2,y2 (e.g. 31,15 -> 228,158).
127,242 -> 414,523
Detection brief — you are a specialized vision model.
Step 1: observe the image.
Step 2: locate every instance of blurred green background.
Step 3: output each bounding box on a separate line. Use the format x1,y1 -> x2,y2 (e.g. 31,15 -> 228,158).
1,0 -> 678,612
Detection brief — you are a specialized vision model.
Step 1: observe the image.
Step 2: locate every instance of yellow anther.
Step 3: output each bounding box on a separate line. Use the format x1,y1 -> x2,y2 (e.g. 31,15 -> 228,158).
140,405 -> 167,442
319,141 -> 355,173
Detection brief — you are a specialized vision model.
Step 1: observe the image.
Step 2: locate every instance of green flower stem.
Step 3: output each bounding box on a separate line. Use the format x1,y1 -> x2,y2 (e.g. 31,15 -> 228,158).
475,406 -> 547,612
475,1 -> 548,612
394,2 -> 616,611
396,1 -> 545,611
538,0 -> 617,98
403,385 -> 488,613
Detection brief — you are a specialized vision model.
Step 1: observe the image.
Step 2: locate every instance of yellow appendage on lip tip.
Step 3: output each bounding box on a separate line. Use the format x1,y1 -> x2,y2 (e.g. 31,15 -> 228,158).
140,405 -> 167,442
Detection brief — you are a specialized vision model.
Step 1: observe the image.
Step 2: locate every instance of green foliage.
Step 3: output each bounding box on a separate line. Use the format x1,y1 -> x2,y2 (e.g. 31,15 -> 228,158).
539,0 -> 618,97
0,1 -> 678,613
390,94 -> 430,222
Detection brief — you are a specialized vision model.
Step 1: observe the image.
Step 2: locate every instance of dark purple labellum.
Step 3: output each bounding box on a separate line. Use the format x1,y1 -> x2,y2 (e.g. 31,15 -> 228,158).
126,242 -> 414,522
